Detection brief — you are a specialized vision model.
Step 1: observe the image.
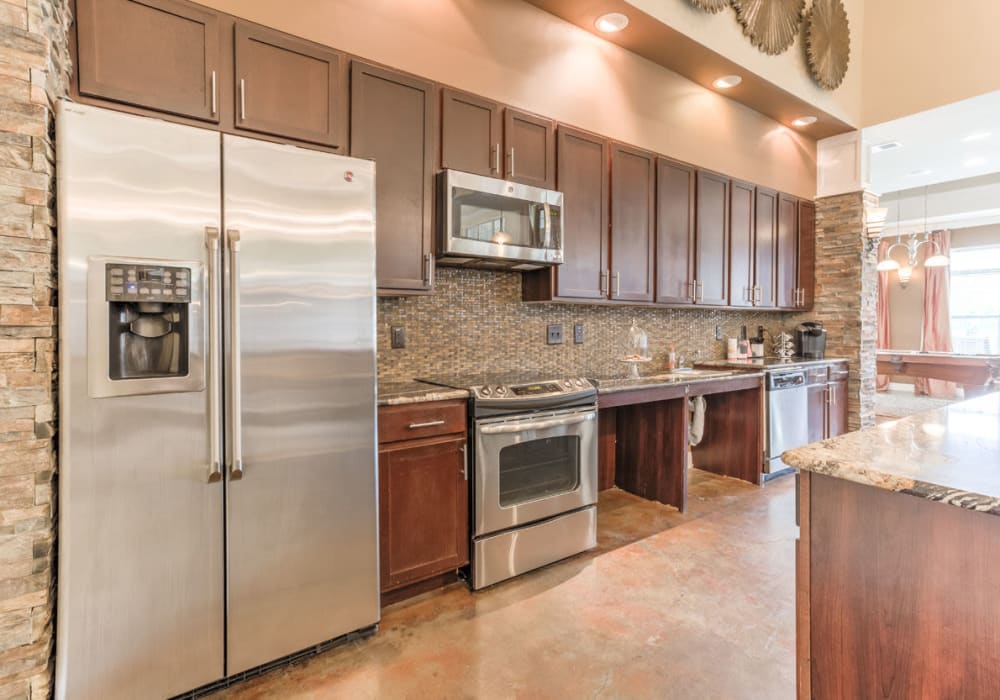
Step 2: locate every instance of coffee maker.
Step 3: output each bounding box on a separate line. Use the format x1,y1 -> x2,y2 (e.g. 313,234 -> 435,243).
795,322 -> 827,359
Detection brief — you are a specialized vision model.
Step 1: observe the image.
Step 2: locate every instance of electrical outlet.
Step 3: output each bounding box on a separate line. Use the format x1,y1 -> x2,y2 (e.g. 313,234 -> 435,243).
390,326 -> 406,349
574,323 -> 585,344
715,324 -> 723,341
547,324 -> 564,345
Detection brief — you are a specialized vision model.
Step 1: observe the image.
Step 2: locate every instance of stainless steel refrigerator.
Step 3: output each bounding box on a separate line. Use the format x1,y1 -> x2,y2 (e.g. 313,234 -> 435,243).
55,102 -> 380,699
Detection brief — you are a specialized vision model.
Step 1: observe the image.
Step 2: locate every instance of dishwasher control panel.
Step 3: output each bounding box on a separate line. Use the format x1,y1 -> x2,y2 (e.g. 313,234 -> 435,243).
766,371 -> 806,391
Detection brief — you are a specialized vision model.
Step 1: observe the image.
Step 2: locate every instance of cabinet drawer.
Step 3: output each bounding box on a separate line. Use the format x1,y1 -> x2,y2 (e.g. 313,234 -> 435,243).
829,365 -> 849,382
378,400 -> 466,443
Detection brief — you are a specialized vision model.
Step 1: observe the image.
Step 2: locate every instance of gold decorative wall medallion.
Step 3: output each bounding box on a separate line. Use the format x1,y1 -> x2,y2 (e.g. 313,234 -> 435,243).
732,0 -> 805,55
806,0 -> 851,90
689,0 -> 731,13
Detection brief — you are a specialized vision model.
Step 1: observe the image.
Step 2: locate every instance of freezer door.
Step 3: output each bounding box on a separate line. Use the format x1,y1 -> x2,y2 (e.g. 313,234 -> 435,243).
55,103 -> 224,699
222,135 -> 379,673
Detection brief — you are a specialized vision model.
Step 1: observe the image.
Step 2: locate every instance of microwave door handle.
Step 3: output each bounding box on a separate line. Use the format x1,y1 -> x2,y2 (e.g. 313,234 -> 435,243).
479,413 -> 593,435
543,202 -> 553,249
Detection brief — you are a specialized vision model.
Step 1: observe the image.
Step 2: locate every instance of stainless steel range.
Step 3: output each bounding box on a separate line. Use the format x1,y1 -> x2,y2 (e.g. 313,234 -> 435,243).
421,374 -> 598,589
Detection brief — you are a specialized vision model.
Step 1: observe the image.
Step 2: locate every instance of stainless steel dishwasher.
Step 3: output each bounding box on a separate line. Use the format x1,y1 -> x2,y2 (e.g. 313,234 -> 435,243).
764,369 -> 809,476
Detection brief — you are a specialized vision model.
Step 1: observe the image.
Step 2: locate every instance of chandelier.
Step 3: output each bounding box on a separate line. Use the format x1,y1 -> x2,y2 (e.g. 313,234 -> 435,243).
875,186 -> 950,288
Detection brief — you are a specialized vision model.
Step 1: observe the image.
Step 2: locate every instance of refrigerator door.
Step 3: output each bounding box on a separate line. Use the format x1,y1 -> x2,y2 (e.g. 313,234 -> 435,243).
56,103 -> 224,699
222,135 -> 379,673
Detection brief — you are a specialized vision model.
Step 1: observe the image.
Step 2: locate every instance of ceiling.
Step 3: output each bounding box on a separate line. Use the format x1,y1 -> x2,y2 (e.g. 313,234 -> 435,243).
865,90 -> 1000,195
521,0 -> 855,140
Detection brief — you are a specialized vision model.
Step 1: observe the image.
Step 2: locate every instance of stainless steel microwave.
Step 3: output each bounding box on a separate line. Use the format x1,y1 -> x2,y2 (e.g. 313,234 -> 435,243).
438,169 -> 563,270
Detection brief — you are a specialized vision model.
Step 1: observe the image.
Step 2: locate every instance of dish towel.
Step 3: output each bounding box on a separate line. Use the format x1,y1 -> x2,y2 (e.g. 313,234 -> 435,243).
688,395 -> 706,446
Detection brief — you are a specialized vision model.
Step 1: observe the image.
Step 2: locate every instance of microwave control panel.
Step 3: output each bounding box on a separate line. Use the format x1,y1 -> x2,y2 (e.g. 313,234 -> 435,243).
105,263 -> 192,303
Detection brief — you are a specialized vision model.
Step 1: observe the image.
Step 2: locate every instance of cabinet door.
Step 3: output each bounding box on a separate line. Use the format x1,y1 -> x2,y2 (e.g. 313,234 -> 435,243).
350,61 -> 436,292
75,0 -> 222,122
797,199 -> 817,310
754,187 -> 778,308
728,179 -> 755,308
504,108 -> 555,188
827,380 -> 848,437
694,170 -> 730,306
234,22 -> 347,148
806,384 -> 827,443
440,88 -> 502,177
609,143 -> 655,303
378,436 -> 469,592
656,158 -> 696,305
553,126 -> 609,300
776,193 -> 799,308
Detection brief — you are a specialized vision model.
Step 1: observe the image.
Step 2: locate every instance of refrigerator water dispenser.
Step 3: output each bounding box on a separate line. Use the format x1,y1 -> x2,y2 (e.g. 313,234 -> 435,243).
87,257 -> 205,398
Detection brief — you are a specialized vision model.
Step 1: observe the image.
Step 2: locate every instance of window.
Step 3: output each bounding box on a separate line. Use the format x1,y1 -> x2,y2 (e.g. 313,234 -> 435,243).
949,245 -> 1000,354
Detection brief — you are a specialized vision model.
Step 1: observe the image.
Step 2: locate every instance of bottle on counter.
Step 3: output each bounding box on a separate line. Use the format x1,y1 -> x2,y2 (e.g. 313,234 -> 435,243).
668,343 -> 677,370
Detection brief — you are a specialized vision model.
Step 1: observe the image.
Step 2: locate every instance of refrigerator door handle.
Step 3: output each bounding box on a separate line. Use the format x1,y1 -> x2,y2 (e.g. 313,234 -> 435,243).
206,227 -> 223,483
228,229 -> 244,480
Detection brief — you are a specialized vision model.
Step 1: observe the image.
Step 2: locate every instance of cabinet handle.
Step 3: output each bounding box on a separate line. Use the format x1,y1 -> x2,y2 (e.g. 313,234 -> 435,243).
210,70 -> 217,116
408,419 -> 446,429
613,271 -> 621,297
689,280 -> 697,303
424,253 -> 434,288
754,286 -> 761,305
697,280 -> 704,302
461,444 -> 468,481
509,148 -> 515,178
600,269 -> 608,295
239,78 -> 246,121
494,143 -> 500,174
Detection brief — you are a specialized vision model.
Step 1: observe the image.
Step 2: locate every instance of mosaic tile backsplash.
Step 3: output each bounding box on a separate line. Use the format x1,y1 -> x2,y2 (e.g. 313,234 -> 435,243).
377,268 -> 801,382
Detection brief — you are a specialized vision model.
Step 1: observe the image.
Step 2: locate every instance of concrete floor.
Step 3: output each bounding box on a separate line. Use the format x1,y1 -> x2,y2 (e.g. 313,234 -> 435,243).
212,470 -> 797,699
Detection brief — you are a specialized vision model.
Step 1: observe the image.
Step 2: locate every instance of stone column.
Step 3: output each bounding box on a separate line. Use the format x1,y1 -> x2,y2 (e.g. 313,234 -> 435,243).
0,1 -> 70,698
801,191 -> 879,431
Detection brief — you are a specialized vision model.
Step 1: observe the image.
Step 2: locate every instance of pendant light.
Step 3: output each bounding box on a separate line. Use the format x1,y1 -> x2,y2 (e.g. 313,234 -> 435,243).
922,186 -> 950,267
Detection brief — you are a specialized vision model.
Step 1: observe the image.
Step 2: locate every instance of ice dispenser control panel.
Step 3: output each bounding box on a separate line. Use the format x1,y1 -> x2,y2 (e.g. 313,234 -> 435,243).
105,263 -> 192,303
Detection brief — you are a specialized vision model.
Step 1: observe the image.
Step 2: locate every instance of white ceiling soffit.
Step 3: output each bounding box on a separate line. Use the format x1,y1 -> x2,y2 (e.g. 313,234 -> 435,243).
864,89 -> 1000,195
878,172 -> 1000,236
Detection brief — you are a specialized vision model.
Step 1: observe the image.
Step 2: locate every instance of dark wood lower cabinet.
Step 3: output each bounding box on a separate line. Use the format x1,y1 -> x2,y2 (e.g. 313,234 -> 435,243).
378,432 -> 469,593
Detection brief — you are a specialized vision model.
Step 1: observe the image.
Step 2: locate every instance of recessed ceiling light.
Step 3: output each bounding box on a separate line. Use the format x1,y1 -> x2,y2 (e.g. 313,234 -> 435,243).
712,75 -> 743,89
906,169 -> 934,177
791,116 -> 818,127
962,131 -> 992,142
963,156 -> 987,167
871,141 -> 902,153
595,12 -> 629,33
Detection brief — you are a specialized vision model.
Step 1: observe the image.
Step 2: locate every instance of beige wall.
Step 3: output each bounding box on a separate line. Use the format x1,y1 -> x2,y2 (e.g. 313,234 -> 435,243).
198,0 -> 817,198
862,0 -> 1000,126
627,0 -> 865,127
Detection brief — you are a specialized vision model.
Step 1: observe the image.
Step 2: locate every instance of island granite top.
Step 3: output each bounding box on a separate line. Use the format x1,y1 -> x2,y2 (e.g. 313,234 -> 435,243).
590,369 -> 761,393
695,356 -> 849,371
783,393 -> 1000,516
377,380 -> 469,407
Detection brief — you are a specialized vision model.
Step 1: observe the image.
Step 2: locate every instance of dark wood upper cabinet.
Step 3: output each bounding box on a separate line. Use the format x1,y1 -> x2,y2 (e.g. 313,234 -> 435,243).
350,61 -> 436,293
694,170 -> 730,306
378,434 -> 469,592
523,126 -> 608,301
610,143 -> 655,303
776,193 -> 799,309
233,22 -> 347,148
754,187 -> 778,309
503,108 -> 555,188
440,88 -> 502,177
75,0 -> 223,123
655,158 -> 696,305
728,179 -> 755,308
798,199 -> 817,311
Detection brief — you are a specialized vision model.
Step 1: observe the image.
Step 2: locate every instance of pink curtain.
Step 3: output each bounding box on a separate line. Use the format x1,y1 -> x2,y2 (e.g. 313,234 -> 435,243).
876,239 -> 892,391
915,230 -> 959,398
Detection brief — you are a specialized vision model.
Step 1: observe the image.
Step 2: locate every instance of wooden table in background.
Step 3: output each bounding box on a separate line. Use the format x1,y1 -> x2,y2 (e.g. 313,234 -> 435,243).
877,350 -> 1000,397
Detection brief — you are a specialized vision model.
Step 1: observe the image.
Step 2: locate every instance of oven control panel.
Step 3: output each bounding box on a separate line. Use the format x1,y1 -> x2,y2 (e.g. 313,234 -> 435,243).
105,263 -> 192,303
473,378 -> 593,400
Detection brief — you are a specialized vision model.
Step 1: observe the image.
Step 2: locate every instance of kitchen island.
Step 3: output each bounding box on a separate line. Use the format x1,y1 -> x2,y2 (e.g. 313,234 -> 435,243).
785,394 -> 1000,699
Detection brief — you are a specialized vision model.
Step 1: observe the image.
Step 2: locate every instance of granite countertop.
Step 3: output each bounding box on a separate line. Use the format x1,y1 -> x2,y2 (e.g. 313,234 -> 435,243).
783,393 -> 1000,516
377,380 -> 469,406
590,369 -> 760,394
696,356 -> 849,371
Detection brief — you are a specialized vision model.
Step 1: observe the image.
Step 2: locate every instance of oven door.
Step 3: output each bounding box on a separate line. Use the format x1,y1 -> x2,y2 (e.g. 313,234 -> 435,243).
474,406 -> 597,537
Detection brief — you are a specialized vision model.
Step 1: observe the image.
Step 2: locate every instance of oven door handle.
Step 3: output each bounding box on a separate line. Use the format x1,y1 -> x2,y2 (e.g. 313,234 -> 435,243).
479,413 -> 594,435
